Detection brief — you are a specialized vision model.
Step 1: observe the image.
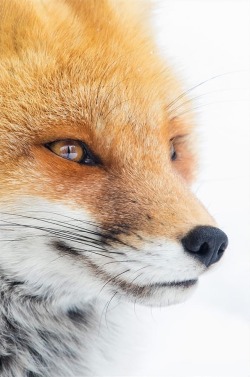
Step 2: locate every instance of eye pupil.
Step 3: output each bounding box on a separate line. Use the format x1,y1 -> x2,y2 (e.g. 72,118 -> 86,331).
58,143 -> 81,161
65,145 -> 77,160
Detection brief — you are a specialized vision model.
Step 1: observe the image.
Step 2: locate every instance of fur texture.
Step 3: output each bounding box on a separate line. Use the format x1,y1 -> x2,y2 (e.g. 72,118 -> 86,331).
0,1 -> 222,376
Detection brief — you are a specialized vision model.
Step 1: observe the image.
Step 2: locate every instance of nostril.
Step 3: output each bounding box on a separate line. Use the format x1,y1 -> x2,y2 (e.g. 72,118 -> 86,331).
181,226 -> 228,268
199,242 -> 209,256
218,242 -> 227,255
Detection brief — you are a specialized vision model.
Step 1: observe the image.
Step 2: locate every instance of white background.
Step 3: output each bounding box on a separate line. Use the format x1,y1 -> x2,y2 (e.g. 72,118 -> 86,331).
125,1 -> 250,376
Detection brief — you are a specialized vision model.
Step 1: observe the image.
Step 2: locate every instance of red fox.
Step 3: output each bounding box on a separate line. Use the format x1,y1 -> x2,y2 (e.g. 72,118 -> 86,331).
0,0 -> 228,376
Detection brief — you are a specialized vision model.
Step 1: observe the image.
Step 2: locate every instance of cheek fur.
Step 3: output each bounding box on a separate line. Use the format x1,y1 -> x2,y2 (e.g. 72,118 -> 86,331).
0,139 -> 213,246
173,152 -> 197,183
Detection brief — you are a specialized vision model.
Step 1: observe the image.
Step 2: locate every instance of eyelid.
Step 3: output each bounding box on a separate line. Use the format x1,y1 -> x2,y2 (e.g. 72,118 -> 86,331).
170,134 -> 189,142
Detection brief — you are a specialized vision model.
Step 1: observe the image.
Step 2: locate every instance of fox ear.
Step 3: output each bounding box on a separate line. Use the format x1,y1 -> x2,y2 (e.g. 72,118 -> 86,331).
63,0 -> 152,17
63,0 -> 153,30
0,0 -> 40,58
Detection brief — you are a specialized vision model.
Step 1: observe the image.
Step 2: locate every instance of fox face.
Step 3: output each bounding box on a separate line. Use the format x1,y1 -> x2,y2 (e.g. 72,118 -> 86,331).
0,0 -> 228,308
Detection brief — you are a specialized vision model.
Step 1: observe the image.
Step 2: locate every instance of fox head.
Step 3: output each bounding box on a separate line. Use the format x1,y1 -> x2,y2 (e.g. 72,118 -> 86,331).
0,0 -> 227,308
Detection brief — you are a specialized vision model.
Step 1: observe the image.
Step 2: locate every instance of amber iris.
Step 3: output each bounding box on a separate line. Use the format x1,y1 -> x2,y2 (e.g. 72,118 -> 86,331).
47,140 -> 85,162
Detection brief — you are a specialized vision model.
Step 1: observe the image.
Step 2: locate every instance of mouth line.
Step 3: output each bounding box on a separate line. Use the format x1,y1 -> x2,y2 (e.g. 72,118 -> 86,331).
115,278 -> 198,299
148,279 -> 197,289
52,239 -> 197,295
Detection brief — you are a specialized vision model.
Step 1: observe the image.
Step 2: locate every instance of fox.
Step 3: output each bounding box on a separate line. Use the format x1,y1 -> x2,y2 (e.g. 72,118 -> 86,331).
0,0 -> 228,376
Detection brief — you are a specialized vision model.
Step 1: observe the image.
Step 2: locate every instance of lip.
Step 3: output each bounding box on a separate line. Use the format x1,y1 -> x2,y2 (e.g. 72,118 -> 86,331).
149,279 -> 198,289
114,278 -> 198,298
52,240 -> 198,292
52,240 -> 197,294
114,278 -> 198,306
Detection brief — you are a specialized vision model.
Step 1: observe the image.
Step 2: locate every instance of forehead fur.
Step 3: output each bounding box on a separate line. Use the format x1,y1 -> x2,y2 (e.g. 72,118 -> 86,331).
0,0 -> 192,149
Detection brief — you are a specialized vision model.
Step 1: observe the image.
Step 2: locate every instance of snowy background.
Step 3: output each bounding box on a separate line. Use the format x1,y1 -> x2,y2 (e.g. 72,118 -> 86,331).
118,1 -> 250,376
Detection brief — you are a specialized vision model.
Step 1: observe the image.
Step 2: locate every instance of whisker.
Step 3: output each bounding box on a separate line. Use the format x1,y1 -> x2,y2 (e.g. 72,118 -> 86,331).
0,212 -> 130,249
94,52 -> 133,107
0,220 -> 119,254
97,76 -> 133,119
57,243 -> 115,259
99,269 -> 130,294
104,292 -> 118,329
98,291 -> 117,332
101,259 -> 138,267
166,71 -> 240,112
0,213 -> 103,239
102,98 -> 132,121
129,272 -> 145,286
133,297 -> 140,321
168,88 -> 239,117
172,99 -> 246,119
14,210 -> 103,230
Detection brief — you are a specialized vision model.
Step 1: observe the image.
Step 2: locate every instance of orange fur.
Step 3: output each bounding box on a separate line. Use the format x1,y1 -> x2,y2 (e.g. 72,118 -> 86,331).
0,0 -> 215,243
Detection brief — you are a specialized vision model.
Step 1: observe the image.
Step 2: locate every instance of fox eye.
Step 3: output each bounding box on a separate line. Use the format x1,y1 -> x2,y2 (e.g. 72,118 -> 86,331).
170,142 -> 177,161
45,140 -> 97,165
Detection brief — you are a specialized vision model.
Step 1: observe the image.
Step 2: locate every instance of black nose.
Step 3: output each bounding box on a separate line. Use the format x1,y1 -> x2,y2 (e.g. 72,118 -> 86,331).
181,226 -> 228,267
